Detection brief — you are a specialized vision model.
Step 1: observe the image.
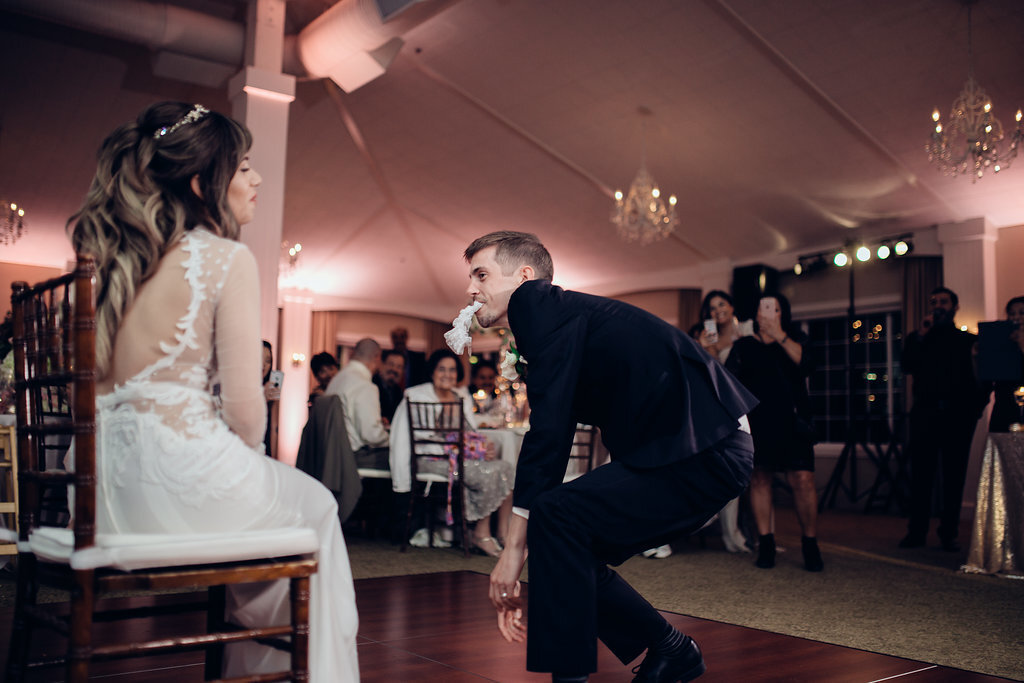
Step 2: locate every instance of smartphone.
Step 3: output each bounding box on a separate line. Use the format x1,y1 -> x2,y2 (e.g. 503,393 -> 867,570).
759,297 -> 778,320
703,319 -> 718,344
269,370 -> 284,390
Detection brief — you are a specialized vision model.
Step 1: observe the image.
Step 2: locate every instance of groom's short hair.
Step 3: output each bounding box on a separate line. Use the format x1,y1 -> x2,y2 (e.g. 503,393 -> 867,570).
464,231 -> 554,281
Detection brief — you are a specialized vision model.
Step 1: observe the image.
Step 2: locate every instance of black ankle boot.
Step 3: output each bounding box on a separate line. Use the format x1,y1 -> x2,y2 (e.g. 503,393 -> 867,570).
802,536 -> 824,572
755,534 -> 775,568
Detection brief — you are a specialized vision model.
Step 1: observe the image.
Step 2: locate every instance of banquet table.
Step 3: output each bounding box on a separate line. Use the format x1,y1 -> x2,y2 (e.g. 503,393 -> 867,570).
479,426 -> 528,466
961,432 -> 1024,578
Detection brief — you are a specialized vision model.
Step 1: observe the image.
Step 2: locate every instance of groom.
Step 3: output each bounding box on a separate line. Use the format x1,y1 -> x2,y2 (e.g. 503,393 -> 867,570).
463,231 -> 757,682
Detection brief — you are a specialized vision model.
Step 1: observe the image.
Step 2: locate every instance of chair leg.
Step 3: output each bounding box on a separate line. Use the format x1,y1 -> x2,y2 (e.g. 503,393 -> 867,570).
6,553 -> 37,683
401,485 -> 417,552
205,585 -> 226,680
291,575 -> 311,682
67,568 -> 95,683
457,483 -> 469,558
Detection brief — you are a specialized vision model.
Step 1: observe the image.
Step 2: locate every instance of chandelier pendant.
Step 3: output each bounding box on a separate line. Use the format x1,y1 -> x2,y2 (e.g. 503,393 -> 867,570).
611,165 -> 678,245
926,3 -> 1022,182
2,201 -> 27,245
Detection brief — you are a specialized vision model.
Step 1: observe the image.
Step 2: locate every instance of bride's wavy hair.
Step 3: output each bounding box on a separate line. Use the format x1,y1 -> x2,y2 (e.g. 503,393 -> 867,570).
68,102 -> 252,377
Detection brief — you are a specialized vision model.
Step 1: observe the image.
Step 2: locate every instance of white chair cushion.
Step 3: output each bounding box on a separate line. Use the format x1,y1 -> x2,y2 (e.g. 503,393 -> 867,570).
357,468 -> 392,479
25,526 -> 319,571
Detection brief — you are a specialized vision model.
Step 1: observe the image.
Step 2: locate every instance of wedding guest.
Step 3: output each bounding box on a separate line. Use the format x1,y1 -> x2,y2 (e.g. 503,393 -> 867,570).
374,349 -> 406,423
900,286 -> 987,551
697,290 -> 754,555
986,296 -> 1024,433
309,351 -> 339,406
327,338 -> 390,470
469,359 -> 501,416
468,231 -> 757,682
726,294 -> 823,571
262,340 -> 280,458
68,101 -> 358,679
642,291 -> 754,560
389,349 -> 514,556
389,326 -> 428,387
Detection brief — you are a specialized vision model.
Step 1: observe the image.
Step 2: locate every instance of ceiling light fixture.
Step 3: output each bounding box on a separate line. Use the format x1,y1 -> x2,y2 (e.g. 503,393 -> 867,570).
611,107 -> 678,245
926,0 -> 1022,181
2,200 -> 26,245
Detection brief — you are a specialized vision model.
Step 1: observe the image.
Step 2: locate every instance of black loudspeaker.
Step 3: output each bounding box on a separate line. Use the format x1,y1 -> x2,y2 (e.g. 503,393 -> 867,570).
731,264 -> 779,321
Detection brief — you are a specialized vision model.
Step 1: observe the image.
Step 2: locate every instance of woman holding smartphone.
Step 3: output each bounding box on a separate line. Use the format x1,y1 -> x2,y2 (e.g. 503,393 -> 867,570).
725,293 -> 823,571
698,290 -> 754,554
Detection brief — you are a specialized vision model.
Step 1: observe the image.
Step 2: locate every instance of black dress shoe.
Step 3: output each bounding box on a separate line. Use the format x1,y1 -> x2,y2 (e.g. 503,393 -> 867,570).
631,636 -> 706,682
898,534 -> 925,549
802,536 -> 824,572
755,533 -> 775,569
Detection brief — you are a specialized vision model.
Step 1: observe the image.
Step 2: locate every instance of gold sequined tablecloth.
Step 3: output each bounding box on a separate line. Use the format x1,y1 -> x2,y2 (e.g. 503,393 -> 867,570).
962,433 -> 1024,578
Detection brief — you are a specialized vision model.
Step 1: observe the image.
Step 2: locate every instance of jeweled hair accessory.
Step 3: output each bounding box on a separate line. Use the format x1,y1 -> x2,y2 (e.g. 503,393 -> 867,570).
153,104 -> 210,139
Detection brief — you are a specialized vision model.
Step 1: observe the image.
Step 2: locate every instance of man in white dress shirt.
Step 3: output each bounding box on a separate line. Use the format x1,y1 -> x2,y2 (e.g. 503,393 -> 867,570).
326,338 -> 390,469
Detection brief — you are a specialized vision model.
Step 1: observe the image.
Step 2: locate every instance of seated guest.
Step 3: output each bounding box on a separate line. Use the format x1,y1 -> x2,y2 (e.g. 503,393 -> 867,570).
67,101 -> 357,679
390,326 -> 428,387
327,339 -> 390,470
469,359 -> 501,416
374,349 -> 406,424
262,340 -> 281,458
308,351 -> 339,408
988,295 -> 1024,433
390,349 -> 514,556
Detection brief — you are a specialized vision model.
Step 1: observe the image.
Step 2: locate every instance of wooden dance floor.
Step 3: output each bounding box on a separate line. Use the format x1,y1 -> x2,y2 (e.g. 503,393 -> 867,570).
0,570 -> 1011,682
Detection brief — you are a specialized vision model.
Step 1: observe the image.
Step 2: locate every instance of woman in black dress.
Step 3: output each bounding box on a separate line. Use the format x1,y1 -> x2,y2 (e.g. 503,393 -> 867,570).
988,296 -> 1024,433
726,293 -> 823,571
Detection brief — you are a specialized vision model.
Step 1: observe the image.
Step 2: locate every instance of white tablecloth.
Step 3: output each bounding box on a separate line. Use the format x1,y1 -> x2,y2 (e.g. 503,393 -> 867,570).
479,426 -> 528,465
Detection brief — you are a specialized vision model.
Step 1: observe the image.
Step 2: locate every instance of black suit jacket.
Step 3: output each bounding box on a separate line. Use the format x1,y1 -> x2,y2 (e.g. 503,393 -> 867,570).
509,280 -> 758,510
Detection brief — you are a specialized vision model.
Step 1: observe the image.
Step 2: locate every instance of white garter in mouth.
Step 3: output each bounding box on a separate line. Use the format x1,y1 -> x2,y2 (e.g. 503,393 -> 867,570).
443,301 -> 483,355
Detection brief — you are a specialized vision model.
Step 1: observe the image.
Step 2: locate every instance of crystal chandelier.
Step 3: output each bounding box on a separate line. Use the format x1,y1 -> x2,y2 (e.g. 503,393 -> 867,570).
611,166 -> 677,245
1,200 -> 27,245
611,111 -> 678,245
926,2 -> 1022,182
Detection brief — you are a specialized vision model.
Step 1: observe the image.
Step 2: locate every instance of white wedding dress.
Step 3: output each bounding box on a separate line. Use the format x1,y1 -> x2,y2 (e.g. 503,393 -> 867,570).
93,229 -> 359,681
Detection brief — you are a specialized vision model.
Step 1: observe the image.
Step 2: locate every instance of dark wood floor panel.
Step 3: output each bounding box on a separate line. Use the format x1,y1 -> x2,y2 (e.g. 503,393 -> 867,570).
0,570 -> 1012,682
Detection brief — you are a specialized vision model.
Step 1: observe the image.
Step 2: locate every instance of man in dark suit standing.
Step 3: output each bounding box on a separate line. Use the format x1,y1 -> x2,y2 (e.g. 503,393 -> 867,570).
464,231 -> 757,683
899,286 -> 986,552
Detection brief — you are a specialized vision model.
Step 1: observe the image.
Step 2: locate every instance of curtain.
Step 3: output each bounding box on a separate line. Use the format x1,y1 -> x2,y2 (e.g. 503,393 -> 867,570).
310,311 -> 341,356
901,257 -> 943,340
901,256 -> 943,414
424,320 -> 448,355
677,288 -> 703,336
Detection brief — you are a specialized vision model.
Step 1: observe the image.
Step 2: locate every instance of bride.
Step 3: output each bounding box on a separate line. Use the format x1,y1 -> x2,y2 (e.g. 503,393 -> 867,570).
68,101 -> 359,680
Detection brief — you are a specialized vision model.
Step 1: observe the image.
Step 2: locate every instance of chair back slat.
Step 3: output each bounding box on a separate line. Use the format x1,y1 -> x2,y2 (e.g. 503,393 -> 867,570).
10,258 -> 96,548
566,423 -> 598,480
404,400 -> 469,554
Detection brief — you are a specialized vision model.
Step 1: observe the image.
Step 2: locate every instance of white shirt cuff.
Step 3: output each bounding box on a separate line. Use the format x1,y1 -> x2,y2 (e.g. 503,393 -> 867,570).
512,506 -> 530,520
738,414 -> 750,433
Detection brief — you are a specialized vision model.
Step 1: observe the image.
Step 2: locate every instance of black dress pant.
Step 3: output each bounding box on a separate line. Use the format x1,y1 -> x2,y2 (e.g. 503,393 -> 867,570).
525,429 -> 753,675
906,408 -> 977,541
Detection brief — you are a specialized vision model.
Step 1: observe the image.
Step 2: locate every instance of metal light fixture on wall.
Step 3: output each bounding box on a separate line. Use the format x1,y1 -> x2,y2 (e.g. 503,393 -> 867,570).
281,240 -> 303,272
926,0 -> 1022,181
2,200 -> 26,245
611,108 -> 678,245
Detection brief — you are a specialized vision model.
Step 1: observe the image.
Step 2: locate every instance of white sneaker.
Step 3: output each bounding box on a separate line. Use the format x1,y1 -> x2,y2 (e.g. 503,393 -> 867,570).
409,528 -> 430,547
408,528 -> 452,548
642,544 -> 673,559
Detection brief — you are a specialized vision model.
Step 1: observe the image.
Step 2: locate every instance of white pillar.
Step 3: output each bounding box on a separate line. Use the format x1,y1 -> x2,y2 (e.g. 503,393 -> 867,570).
228,0 -> 294,346
278,289 -> 314,466
937,217 -> 998,333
